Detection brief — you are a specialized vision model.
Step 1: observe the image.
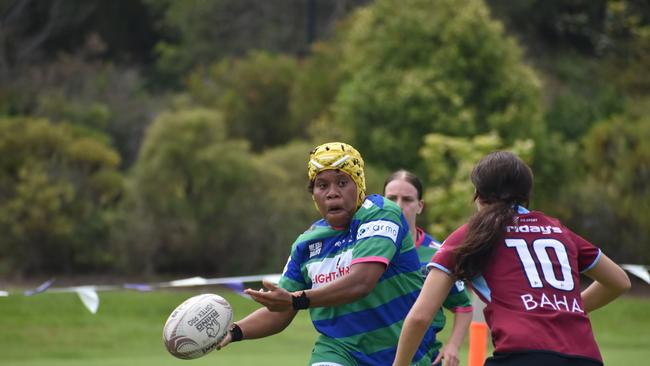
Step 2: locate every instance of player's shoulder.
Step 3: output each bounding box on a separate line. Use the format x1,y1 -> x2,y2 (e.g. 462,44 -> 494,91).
420,229 -> 442,249
447,223 -> 469,239
427,240 -> 441,250
301,218 -> 329,234
440,223 -> 469,248
355,194 -> 402,220
292,219 -> 332,247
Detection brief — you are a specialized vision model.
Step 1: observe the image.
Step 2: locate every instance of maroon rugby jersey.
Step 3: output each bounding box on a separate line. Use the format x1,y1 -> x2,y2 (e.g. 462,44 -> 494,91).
429,208 -> 602,362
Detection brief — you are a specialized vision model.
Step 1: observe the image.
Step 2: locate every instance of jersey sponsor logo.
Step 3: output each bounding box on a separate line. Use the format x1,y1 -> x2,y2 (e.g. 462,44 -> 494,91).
454,280 -> 465,292
520,292 -> 584,313
519,217 -> 538,223
421,266 -> 430,277
506,224 -> 562,234
362,199 -> 374,209
307,250 -> 352,288
356,220 -> 399,243
309,242 -> 322,258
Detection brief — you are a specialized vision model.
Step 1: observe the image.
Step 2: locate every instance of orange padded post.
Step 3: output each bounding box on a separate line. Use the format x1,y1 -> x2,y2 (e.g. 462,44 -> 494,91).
468,321 -> 488,366
468,291 -> 488,366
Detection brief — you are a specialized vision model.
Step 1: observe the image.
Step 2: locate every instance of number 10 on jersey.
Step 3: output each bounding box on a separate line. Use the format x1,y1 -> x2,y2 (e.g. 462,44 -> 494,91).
506,238 -> 575,291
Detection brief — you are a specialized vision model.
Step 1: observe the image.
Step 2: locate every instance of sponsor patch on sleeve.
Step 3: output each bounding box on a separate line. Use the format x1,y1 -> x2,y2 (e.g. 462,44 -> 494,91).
356,220 -> 399,243
454,280 -> 465,291
362,199 -> 374,209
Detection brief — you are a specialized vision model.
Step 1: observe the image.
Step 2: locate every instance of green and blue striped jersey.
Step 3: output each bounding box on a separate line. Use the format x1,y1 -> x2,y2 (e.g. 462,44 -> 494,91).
279,195 -> 436,365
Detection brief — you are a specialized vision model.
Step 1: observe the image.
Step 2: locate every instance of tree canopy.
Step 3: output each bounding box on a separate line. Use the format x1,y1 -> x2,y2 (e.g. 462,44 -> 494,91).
0,0 -> 647,276
332,0 -> 544,174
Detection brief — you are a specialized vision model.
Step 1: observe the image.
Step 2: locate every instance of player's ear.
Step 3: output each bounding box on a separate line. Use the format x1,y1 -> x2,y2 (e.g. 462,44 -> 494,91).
417,200 -> 424,215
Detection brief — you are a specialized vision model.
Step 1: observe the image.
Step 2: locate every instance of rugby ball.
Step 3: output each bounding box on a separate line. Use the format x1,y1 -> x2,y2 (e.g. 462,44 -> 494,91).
163,293 -> 233,359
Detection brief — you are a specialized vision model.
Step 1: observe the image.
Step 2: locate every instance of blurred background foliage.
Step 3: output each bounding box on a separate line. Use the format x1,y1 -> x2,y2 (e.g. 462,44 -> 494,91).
0,0 -> 647,278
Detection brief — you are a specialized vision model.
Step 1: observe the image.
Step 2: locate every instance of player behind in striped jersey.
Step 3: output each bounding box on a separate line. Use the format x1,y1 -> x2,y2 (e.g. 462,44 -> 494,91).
385,170 -> 472,366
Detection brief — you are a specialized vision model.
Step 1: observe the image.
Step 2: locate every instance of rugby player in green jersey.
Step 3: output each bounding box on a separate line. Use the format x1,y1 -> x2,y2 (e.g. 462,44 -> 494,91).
218,142 -> 437,366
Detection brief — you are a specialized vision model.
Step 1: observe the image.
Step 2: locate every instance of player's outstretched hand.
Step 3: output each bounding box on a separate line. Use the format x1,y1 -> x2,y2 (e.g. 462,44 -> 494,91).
432,343 -> 460,366
216,329 -> 232,351
244,279 -> 293,312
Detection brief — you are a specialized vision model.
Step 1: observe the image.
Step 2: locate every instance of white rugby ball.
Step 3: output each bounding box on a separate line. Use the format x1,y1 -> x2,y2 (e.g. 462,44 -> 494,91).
163,293 -> 233,359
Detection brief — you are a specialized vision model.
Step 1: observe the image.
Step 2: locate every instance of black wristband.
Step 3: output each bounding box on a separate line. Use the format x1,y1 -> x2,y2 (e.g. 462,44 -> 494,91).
292,291 -> 310,310
229,323 -> 243,342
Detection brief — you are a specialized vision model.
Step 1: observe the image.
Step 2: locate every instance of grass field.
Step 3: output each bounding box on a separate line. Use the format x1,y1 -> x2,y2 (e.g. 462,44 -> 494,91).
0,287 -> 648,366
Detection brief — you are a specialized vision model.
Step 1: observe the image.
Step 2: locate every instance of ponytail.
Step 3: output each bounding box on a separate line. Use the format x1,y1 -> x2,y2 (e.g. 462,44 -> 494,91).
451,151 -> 533,280
453,201 -> 516,280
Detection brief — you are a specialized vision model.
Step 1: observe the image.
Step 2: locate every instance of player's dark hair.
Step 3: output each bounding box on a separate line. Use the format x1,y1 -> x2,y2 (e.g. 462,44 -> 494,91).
383,169 -> 424,199
453,151 -> 533,280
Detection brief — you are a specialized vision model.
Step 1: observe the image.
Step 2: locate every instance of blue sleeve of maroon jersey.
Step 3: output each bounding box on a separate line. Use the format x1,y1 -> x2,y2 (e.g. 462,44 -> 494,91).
428,224 -> 468,276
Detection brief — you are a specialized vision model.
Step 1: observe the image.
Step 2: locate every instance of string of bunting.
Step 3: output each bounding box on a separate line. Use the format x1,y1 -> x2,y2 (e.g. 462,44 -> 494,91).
1,265 -> 648,314
0,273 -> 282,314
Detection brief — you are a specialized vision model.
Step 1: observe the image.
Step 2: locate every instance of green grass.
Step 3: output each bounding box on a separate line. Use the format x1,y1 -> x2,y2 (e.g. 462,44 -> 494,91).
0,288 -> 648,365
0,288 -> 317,366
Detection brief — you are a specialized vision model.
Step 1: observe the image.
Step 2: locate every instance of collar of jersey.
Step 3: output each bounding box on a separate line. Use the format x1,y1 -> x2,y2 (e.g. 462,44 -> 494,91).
516,205 -> 529,214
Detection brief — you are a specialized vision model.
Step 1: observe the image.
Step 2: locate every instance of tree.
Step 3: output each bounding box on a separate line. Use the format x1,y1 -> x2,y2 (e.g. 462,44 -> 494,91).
186,51 -> 301,151
419,132 -> 534,239
486,0 -> 650,58
332,0 -> 544,173
561,111 -> 650,262
290,39 -> 353,142
0,0 -> 159,82
117,107 -> 304,275
145,0 -> 370,86
1,54 -> 162,168
0,117 -> 122,276
256,141 -> 322,269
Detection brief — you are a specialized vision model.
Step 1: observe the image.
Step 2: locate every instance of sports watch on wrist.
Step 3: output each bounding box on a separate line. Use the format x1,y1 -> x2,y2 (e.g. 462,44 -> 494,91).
229,323 -> 243,342
292,291 -> 310,310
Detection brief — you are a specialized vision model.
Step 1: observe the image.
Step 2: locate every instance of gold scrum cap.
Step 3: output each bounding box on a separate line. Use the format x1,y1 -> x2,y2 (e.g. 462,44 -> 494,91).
308,142 -> 366,208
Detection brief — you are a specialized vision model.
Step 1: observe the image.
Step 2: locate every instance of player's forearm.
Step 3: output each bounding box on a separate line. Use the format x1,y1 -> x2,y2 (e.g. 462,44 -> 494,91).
394,269 -> 454,366
447,310 -> 472,349
582,254 -> 630,313
305,262 -> 385,307
393,312 -> 431,366
237,308 -> 296,340
581,281 -> 628,313
307,278 -> 370,307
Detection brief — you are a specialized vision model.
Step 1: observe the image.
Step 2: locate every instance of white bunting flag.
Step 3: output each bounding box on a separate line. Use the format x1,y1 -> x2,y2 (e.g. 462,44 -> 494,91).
75,287 -> 100,314
621,264 -> 650,285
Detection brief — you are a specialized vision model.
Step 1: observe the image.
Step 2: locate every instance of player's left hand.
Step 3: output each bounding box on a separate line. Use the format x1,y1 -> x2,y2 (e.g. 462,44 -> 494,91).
216,329 -> 232,350
244,279 -> 292,312
433,344 -> 460,366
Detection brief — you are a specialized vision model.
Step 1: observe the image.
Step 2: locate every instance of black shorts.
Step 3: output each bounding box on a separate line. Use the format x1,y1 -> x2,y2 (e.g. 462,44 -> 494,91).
485,351 -> 603,366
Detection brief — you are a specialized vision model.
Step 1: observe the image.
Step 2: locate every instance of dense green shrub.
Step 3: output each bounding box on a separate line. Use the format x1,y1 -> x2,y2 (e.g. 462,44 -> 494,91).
0,117 -> 123,276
